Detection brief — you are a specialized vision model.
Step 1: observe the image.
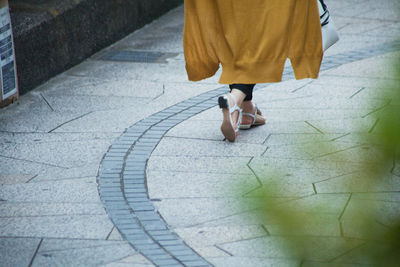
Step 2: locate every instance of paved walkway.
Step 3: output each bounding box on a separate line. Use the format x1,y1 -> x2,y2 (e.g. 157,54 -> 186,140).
1,1 -> 400,266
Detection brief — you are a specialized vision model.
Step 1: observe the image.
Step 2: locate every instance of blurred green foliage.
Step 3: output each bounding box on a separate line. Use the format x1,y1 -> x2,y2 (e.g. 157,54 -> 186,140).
241,52 -> 400,265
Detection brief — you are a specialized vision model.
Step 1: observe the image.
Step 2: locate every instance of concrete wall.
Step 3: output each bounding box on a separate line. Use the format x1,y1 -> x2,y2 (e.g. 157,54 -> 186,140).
9,0 -> 183,94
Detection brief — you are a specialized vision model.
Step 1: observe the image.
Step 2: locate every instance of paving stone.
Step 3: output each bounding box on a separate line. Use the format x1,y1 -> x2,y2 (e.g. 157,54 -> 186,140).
151,258 -> 180,265
152,198 -> 261,228
188,246 -> 228,258
152,137 -> 266,157
315,173 -> 400,194
0,237 -> 41,267
329,241 -> 387,266
174,225 -> 266,248
208,257 -> 300,267
181,260 -> 211,267
102,253 -> 154,266
0,178 -> 100,203
0,203 -> 106,217
218,236 -> 364,262
33,239 -> 135,266
0,215 -> 113,239
107,227 -> 125,241
139,248 -> 167,256
265,214 -> 341,237
147,170 -> 259,199
133,243 -> 161,251
147,156 -> 253,175
0,174 -> 34,185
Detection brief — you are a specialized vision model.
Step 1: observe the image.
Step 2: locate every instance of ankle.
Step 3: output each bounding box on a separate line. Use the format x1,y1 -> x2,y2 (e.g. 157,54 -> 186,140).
230,89 -> 246,106
241,101 -> 254,111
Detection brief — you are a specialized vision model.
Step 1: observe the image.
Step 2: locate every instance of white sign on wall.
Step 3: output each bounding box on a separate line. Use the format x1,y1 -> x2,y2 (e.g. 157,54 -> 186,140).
0,3 -> 18,102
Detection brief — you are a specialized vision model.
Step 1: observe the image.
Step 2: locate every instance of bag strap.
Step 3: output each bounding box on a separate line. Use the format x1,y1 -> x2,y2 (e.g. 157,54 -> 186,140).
319,0 -> 330,26
319,0 -> 327,10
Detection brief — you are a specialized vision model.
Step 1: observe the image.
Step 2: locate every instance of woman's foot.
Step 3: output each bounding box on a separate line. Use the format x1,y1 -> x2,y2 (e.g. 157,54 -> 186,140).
218,93 -> 242,142
240,101 -> 266,129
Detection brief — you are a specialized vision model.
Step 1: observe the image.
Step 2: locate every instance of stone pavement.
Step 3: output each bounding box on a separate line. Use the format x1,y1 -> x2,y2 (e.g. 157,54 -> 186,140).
1,1 -> 400,266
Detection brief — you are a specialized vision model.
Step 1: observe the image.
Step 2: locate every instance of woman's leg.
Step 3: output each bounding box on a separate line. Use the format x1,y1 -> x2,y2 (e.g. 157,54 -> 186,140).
229,84 -> 255,102
230,84 -> 266,127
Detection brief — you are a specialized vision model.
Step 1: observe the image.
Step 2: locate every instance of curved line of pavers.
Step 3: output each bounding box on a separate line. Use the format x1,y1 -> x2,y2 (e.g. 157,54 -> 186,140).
97,41 -> 400,267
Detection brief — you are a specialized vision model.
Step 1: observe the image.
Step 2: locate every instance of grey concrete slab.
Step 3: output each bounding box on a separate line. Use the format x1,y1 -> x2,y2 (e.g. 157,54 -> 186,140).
315,173 -> 400,194
330,241 -> 388,265
0,202 -> 105,217
165,118 -> 270,143
0,178 -> 100,203
208,257 -> 300,267
33,239 -> 135,266
258,95 -> 387,111
273,194 -> 350,215
153,198 -> 263,228
0,131 -> 119,145
265,214 -> 341,237
195,209 -> 281,228
259,108 -> 371,124
0,237 -> 41,267
290,83 -> 390,101
0,94 -> 88,133
314,73 -> 400,90
40,93 -> 151,114
265,133 -> 341,146
50,108 -> 150,133
110,6 -> 184,54
65,59 -> 194,85
188,246 -> 229,258
151,82 -> 219,110
352,192 -> 400,203
152,137 -> 266,157
174,225 -> 266,248
147,170 -> 259,199
324,33 -> 397,58
0,174 -> 33,185
342,196 -> 400,227
38,239 -> 129,251
333,17 -> 391,36
303,261 -> 372,267
326,52 -> 400,80
341,219 -> 390,240
107,227 -> 125,241
249,155 -> 377,173
267,141 -> 383,163
103,254 -> 154,266
32,164 -> 100,182
0,139 -> 112,169
0,215 -> 113,239
218,236 -> 364,262
0,156 -> 67,179
38,74 -> 164,99
147,156 -> 253,175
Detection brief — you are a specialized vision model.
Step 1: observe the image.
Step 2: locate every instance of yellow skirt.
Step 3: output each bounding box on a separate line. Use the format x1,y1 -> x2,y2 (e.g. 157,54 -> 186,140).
183,0 -> 323,84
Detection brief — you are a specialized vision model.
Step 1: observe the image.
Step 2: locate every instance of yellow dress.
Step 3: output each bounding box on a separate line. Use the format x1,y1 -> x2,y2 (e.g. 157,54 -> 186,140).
183,0 -> 323,84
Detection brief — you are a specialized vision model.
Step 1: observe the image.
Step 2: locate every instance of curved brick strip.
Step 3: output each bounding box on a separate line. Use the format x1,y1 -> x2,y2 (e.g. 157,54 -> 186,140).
97,41 -> 400,267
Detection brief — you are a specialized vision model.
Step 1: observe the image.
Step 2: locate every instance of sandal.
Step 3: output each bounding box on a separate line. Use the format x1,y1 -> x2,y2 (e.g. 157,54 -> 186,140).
218,93 -> 242,142
239,103 -> 265,130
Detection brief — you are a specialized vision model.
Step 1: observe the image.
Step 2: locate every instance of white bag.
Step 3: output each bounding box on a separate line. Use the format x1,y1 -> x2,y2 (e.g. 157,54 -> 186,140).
318,0 -> 339,51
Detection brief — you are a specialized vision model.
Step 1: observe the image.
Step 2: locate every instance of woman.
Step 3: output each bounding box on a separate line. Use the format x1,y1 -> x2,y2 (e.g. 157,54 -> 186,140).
183,0 -> 323,142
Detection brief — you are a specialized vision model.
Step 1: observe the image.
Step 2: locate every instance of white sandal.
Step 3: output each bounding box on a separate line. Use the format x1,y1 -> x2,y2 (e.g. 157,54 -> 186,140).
218,93 -> 242,142
239,103 -> 264,130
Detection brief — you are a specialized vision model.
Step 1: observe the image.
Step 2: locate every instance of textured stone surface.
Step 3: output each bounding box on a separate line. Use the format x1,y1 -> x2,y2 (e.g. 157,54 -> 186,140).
32,239 -> 136,266
0,237 -> 41,267
1,0 -> 400,266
